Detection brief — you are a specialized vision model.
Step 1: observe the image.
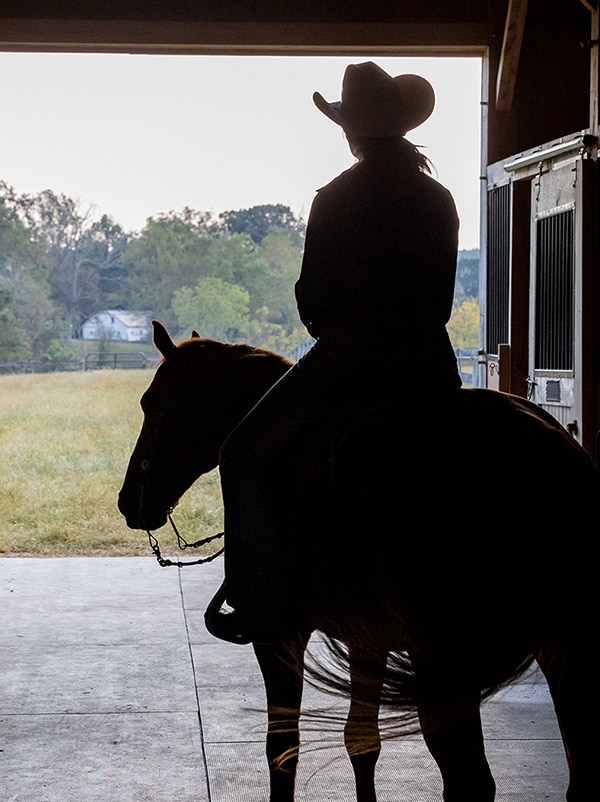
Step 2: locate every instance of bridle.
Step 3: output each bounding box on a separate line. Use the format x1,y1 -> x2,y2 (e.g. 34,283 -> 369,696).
137,402 -> 225,567
147,511 -> 224,568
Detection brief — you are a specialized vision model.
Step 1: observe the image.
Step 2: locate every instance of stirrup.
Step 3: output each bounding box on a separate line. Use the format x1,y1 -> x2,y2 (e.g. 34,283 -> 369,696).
204,582 -> 252,645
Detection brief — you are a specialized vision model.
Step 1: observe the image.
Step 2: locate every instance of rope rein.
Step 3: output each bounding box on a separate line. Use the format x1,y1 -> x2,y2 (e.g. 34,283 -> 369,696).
147,512 -> 224,568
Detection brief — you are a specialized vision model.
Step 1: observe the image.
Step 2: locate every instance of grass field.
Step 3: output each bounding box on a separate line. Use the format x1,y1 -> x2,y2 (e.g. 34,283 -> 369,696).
0,368 -> 224,558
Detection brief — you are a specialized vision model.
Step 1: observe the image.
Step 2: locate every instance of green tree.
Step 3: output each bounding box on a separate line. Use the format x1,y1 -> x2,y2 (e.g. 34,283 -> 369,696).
0,285 -> 29,361
257,227 -> 304,329
123,214 -> 213,332
172,277 -> 252,342
124,209 -> 308,350
0,188 -> 59,359
204,234 -> 270,313
454,249 -> 480,302
162,206 -> 219,237
79,214 -> 130,309
203,231 -> 307,350
8,187 -> 102,337
220,204 -> 305,244
448,297 -> 480,349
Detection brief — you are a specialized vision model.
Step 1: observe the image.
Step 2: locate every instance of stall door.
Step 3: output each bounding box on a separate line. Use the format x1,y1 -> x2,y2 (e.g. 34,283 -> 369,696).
528,159 -> 592,443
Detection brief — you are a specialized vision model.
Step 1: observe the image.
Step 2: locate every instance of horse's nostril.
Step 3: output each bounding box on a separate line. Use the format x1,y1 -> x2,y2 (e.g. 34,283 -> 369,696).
140,459 -> 151,474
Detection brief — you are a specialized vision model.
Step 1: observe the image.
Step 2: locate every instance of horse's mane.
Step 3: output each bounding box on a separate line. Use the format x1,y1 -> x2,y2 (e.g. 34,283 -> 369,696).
178,335 -> 293,363
173,337 -> 295,385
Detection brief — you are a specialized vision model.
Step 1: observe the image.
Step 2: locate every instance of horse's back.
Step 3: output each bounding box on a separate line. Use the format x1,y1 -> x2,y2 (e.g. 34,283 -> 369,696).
343,387 -> 597,564
333,387 -> 599,504
296,387 -> 599,657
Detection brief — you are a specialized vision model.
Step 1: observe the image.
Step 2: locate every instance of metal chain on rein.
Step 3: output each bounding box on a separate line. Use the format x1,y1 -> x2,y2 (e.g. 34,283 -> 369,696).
147,512 -> 224,568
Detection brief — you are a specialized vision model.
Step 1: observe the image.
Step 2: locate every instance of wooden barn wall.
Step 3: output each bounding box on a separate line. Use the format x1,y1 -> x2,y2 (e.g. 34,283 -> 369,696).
487,1 -> 592,165
0,0 -> 490,25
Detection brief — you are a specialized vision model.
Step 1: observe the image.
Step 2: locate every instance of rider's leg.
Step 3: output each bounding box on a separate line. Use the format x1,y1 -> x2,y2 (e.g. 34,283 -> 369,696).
216,336 -> 396,644
216,342 -> 345,642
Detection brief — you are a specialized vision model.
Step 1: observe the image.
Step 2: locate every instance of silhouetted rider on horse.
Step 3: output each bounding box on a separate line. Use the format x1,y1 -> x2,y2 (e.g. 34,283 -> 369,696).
211,61 -> 463,645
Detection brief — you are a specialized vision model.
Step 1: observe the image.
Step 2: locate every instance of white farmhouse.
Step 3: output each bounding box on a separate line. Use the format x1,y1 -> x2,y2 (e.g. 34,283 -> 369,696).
82,310 -> 152,343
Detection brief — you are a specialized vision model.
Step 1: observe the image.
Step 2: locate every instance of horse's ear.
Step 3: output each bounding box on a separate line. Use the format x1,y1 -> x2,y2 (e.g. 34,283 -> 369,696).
152,320 -> 177,359
191,330 -> 200,339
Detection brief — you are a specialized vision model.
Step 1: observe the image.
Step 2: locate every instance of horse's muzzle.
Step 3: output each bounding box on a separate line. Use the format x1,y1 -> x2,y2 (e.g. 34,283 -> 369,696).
117,484 -> 169,531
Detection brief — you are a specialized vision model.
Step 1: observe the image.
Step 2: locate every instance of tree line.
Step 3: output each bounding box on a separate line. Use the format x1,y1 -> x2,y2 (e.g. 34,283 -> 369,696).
0,179 -> 479,362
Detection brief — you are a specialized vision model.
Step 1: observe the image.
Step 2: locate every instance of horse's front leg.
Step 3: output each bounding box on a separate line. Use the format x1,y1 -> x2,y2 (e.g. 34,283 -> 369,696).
253,633 -> 309,802
344,644 -> 388,802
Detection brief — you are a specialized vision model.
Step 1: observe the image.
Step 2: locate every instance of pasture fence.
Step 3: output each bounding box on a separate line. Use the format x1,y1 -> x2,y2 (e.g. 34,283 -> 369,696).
0,346 -> 480,385
0,352 -> 158,375
84,352 -> 149,370
456,347 -> 480,387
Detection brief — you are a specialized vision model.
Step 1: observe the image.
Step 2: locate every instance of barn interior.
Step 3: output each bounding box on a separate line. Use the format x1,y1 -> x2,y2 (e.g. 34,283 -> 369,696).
0,5 -> 596,801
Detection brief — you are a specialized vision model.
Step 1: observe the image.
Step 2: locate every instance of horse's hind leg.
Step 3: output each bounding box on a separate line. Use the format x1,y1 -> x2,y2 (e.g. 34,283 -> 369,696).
415,668 -> 495,802
253,634 -> 309,802
345,645 -> 387,802
537,615 -> 600,802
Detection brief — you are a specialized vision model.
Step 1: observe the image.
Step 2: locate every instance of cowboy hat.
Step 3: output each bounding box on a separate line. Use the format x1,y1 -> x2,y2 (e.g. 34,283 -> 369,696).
313,61 -> 435,137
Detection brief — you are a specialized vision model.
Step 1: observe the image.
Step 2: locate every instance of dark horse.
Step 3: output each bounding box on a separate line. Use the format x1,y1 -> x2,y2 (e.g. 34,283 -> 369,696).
118,320 -> 599,802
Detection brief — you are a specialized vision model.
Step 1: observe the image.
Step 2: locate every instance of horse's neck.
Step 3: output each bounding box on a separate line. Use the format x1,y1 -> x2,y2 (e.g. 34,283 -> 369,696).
221,349 -> 292,431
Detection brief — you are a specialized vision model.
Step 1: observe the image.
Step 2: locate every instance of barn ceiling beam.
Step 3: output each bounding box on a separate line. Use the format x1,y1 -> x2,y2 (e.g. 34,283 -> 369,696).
0,19 -> 488,56
496,0 -> 528,112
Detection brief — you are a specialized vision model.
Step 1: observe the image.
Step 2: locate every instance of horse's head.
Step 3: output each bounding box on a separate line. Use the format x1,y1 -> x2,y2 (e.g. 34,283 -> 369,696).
117,320 -> 291,531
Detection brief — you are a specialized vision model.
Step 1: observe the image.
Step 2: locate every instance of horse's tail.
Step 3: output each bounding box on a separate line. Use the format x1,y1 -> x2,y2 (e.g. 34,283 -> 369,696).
301,628 -> 538,740
302,635 -> 421,736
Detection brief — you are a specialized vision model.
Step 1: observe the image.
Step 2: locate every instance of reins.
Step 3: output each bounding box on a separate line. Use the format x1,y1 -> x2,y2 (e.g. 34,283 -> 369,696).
147,512 -> 224,568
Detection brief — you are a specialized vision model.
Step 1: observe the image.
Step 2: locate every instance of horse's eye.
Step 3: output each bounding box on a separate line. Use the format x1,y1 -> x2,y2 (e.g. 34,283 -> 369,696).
140,459 -> 151,474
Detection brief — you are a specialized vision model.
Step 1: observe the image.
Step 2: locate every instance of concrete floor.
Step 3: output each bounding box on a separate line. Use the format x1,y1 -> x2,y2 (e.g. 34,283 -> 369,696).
1,556 -> 569,801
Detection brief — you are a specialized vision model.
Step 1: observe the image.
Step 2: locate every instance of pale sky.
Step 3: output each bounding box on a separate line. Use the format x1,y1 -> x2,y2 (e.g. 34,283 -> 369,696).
0,53 -> 482,249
